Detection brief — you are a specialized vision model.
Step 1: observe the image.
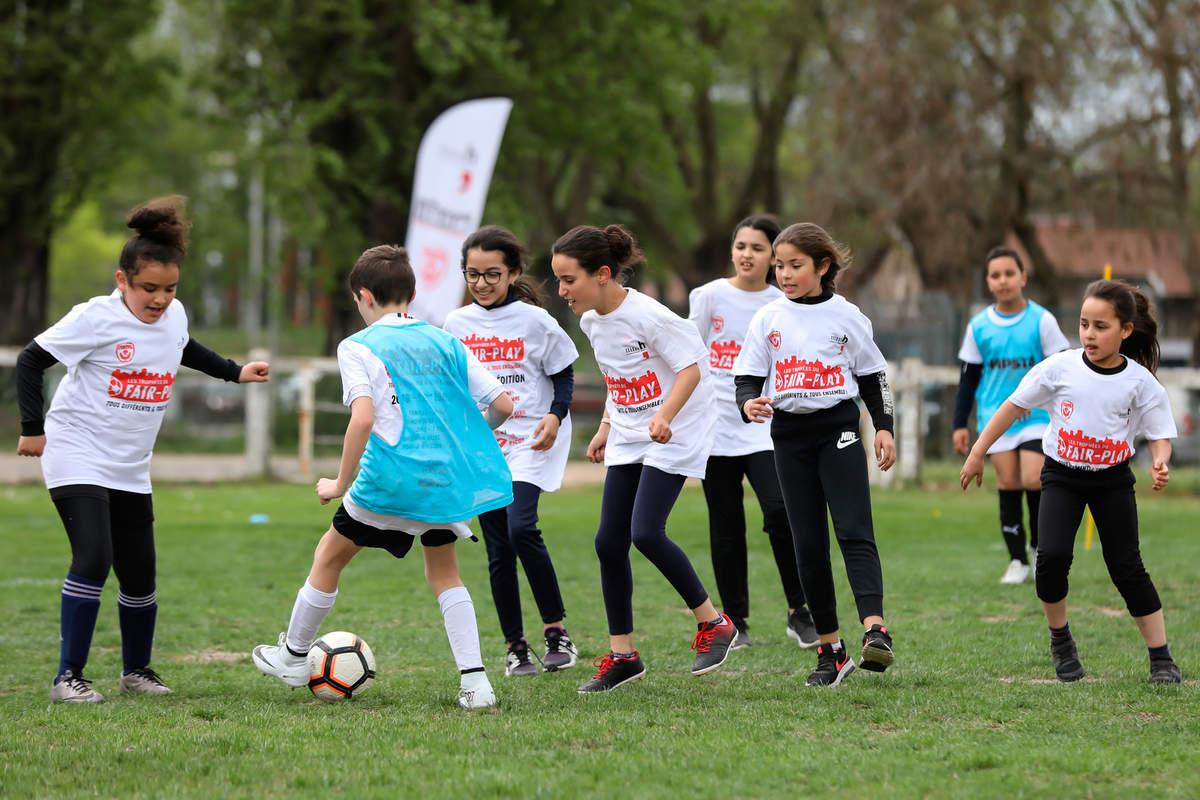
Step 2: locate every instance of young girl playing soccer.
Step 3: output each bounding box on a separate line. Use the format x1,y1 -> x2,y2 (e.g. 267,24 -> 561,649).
733,222 -> 897,687
961,279 -> 1181,684
953,247 -> 1069,584
550,224 -> 738,693
252,245 -> 515,709
443,226 -> 580,677
15,196 -> 270,702
687,215 -> 817,649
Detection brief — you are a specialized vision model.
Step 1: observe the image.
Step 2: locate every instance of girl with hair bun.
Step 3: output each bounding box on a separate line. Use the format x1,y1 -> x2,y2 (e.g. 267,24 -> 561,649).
15,196 -> 270,703
551,223 -> 738,693
962,279 -> 1181,684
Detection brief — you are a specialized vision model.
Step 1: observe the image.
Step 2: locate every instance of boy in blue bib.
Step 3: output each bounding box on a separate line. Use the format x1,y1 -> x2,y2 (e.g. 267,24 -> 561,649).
252,245 -> 514,709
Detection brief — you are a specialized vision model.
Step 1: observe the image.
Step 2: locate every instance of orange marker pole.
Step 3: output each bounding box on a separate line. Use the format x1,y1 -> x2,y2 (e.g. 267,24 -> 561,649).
1084,263 -> 1112,551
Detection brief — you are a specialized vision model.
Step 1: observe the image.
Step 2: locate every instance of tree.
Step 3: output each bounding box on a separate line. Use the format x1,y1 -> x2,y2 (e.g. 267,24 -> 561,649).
0,1 -> 169,345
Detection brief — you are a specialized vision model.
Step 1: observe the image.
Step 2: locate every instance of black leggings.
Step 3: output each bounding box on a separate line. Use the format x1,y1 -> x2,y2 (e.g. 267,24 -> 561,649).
50,485 -> 156,595
772,418 -> 884,635
594,464 -> 709,636
1035,460 -> 1160,617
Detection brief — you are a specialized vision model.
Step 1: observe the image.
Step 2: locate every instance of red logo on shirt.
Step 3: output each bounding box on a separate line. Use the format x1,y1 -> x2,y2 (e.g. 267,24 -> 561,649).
108,368 -> 175,403
115,341 -> 135,363
1061,400 -> 1074,419
768,330 -> 781,350
712,316 -> 724,333
774,357 -> 845,392
709,340 -> 741,370
1056,429 -> 1131,466
605,370 -> 663,406
462,334 -> 525,363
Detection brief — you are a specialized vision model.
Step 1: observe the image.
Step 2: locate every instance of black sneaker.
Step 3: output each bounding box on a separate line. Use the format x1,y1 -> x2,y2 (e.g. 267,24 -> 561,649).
859,624 -> 894,672
691,614 -> 738,675
542,627 -> 578,672
1050,636 -> 1086,682
806,641 -> 855,687
786,609 -> 819,649
1150,655 -> 1182,684
730,617 -> 752,650
577,652 -> 646,693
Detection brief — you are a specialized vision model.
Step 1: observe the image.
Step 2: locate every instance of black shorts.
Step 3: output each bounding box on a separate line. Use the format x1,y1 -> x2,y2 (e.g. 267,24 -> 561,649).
331,505 -> 458,559
1017,439 -> 1043,454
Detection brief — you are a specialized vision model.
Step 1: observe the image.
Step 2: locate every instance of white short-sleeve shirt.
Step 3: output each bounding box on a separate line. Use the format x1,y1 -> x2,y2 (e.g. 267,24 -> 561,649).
688,279 -> 781,456
1008,349 -> 1176,470
35,290 -> 189,493
336,313 -> 505,535
444,300 -> 578,491
580,288 -> 714,478
733,294 -> 887,413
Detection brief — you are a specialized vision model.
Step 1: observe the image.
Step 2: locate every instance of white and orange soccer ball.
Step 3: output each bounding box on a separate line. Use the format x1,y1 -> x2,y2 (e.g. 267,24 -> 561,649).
306,631 -> 376,701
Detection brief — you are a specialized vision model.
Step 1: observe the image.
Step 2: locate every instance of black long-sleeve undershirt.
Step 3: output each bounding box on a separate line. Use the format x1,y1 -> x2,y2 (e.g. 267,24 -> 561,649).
952,362 -> 983,429
548,366 -> 574,421
16,338 -> 242,436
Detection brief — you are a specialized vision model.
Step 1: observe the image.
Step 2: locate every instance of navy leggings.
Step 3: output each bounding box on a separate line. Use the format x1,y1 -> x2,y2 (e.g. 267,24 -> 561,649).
1036,459 -> 1161,616
477,481 -> 567,643
594,464 -> 709,636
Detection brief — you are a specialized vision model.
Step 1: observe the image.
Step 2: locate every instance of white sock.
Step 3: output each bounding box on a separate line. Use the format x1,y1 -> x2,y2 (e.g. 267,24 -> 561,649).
437,585 -> 484,672
285,580 -> 337,655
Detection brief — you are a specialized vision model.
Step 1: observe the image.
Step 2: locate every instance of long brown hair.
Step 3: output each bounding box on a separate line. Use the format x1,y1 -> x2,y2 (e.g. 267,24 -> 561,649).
1083,279 -> 1160,374
773,222 -> 851,292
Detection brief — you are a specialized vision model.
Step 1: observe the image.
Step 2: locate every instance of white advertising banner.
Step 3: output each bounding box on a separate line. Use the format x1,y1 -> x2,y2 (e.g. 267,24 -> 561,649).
405,97 -> 513,326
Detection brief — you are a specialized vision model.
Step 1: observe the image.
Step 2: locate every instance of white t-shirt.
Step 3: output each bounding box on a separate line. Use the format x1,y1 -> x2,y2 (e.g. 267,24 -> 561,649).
1008,349 -> 1177,470
580,288 -> 714,478
733,294 -> 887,414
688,279 -> 781,456
337,313 -> 505,535
35,290 -> 190,493
443,299 -> 578,491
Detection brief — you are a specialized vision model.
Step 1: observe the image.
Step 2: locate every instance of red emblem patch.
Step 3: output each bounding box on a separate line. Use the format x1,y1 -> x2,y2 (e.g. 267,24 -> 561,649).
768,330 -> 782,350
1061,400 -> 1074,419
712,316 -> 724,333
115,341 -> 135,363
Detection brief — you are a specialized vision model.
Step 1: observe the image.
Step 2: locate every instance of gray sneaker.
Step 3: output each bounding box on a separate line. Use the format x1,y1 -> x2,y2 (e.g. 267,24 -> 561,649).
730,617 -> 752,650
786,609 -> 819,649
50,670 -> 104,703
252,633 -> 310,687
505,638 -> 540,676
119,666 -> 173,695
542,627 -> 578,671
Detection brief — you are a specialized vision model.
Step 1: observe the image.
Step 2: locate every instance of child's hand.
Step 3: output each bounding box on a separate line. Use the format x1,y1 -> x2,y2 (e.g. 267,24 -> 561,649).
952,428 -> 969,456
1151,459 -> 1170,491
16,435 -> 45,457
743,397 -> 773,423
240,361 -> 271,383
316,478 -> 345,505
960,452 -> 984,490
531,413 -> 560,451
875,430 -> 896,471
648,411 -> 673,443
587,424 -> 609,463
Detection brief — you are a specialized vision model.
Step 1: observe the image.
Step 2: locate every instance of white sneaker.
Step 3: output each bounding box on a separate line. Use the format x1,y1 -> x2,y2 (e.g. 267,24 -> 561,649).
119,666 -> 173,695
458,671 -> 497,710
252,633 -> 310,688
1000,559 -> 1031,584
50,670 -> 104,703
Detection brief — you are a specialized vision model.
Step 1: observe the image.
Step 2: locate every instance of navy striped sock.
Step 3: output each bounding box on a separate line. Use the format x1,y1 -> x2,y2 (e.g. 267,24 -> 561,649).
1049,623 -> 1071,640
1149,643 -> 1171,660
118,589 -> 157,673
59,573 -> 104,679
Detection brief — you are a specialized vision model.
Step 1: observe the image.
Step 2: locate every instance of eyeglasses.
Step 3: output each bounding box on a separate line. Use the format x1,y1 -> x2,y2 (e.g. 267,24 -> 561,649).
463,269 -> 505,285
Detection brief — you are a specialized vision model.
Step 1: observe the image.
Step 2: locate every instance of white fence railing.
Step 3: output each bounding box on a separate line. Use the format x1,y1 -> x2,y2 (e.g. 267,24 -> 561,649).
6,347 -> 1199,486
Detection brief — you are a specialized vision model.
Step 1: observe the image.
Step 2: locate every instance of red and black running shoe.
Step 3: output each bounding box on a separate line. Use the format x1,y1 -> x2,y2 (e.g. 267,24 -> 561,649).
859,624 -> 894,672
577,651 -> 646,694
691,614 -> 738,675
806,641 -> 856,687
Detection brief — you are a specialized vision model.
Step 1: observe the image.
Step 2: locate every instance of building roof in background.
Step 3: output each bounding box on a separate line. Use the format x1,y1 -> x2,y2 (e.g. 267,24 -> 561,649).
1006,219 -> 1195,298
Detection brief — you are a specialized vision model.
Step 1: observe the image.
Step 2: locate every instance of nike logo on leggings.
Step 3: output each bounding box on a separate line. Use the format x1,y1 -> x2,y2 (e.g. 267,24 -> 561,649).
836,432 -> 859,449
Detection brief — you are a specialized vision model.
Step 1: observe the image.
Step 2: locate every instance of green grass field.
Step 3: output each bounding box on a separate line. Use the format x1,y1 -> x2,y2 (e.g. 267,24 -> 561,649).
1,474 -> 1197,799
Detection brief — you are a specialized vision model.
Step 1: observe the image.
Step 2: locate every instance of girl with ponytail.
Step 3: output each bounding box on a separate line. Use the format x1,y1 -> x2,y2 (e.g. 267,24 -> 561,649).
15,196 -> 270,702
962,279 -> 1181,684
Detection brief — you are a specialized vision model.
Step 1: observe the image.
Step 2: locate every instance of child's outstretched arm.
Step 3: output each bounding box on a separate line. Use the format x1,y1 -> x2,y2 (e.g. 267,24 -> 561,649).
181,338 -> 270,384
649,362 -> 700,444
960,399 -> 1026,489
485,391 -> 514,430
318,396 -> 373,504
1148,438 -> 1172,491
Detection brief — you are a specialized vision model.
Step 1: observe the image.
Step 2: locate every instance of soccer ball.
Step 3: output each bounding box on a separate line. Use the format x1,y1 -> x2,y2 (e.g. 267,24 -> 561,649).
306,631 -> 376,701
